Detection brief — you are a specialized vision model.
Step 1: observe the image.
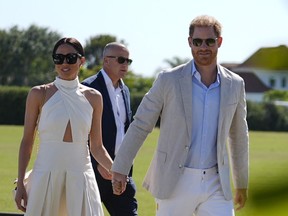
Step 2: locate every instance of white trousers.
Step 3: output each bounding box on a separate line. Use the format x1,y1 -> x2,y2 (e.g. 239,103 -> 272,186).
155,167 -> 234,216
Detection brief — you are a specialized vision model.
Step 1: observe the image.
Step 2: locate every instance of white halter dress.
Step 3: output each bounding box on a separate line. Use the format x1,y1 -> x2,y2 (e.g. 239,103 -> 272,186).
24,77 -> 104,216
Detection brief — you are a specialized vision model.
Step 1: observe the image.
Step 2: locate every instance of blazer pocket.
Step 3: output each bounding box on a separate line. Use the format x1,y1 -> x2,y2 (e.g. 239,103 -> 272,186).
156,150 -> 167,165
227,100 -> 238,106
222,101 -> 238,120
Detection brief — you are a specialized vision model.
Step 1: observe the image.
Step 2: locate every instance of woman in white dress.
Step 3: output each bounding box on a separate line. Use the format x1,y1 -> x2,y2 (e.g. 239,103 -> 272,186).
15,37 -> 113,216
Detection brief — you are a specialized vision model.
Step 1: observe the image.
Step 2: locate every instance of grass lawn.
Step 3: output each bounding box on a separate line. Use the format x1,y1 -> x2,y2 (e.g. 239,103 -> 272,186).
0,125 -> 288,215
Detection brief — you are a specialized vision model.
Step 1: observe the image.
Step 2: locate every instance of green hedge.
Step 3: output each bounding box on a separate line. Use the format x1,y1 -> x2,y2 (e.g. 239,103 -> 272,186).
0,86 -> 29,125
0,86 -> 145,126
1,86 -> 288,131
247,101 -> 288,131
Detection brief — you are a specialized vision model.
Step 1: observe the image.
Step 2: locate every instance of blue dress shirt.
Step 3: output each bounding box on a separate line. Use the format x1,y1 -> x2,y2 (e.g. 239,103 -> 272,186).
185,62 -> 221,169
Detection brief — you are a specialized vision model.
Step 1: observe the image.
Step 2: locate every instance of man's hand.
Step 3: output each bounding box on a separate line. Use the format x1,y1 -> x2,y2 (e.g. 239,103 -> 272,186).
234,188 -> 248,210
111,171 -> 128,195
97,164 -> 112,180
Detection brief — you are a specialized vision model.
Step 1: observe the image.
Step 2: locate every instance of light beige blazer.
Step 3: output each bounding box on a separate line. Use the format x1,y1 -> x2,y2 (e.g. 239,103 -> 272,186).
112,60 -> 249,200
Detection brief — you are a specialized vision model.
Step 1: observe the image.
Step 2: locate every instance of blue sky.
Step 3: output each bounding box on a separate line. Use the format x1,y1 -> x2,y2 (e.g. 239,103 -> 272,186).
1,0 -> 287,77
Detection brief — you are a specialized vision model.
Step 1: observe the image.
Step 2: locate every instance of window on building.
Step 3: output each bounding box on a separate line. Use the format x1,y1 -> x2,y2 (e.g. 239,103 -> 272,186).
282,77 -> 287,88
269,78 -> 276,88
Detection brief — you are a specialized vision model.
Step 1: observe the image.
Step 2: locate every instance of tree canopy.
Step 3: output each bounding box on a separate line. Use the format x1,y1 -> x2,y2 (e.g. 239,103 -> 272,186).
84,35 -> 118,69
0,24 -> 189,94
0,25 -> 61,86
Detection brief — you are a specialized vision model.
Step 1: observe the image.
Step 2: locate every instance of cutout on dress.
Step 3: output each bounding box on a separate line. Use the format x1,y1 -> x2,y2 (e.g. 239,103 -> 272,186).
63,120 -> 73,142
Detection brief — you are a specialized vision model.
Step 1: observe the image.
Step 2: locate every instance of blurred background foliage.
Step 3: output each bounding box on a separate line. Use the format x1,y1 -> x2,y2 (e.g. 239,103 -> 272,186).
0,24 -> 288,130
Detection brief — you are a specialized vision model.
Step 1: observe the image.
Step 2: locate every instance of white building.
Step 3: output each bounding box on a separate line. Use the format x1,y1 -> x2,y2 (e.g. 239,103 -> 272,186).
222,45 -> 288,102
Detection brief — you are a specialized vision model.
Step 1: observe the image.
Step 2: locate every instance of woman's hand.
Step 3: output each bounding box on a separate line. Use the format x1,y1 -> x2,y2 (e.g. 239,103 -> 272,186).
97,164 -> 112,180
14,183 -> 27,212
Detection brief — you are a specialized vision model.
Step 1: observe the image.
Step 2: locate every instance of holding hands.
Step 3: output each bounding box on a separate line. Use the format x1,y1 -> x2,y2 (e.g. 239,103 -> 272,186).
111,172 -> 128,195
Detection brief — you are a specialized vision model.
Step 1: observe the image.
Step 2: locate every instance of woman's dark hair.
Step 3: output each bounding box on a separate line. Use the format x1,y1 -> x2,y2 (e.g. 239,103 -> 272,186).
52,37 -> 85,56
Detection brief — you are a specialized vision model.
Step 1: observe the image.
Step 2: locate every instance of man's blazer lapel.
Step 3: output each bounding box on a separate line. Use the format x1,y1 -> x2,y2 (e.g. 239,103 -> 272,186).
119,81 -> 132,131
179,61 -> 193,141
97,72 -> 114,116
217,66 -> 232,157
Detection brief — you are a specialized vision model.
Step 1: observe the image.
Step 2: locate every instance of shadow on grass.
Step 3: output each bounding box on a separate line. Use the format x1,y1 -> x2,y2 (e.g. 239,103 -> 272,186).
250,181 -> 288,208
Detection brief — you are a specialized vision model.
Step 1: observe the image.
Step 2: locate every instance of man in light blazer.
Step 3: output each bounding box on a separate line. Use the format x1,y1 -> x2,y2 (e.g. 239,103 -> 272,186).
111,15 -> 249,216
82,42 -> 138,216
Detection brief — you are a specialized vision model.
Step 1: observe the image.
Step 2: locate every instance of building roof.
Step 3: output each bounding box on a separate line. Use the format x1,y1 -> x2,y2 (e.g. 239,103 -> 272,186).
235,71 -> 271,93
239,45 -> 288,70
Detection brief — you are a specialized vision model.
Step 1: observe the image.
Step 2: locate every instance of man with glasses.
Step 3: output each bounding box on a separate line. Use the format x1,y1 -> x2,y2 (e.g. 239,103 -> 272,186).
82,42 -> 138,216
111,15 -> 249,216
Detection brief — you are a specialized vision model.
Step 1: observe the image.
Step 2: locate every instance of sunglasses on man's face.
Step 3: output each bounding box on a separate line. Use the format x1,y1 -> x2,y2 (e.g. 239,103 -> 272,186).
106,56 -> 133,65
52,53 -> 82,65
192,38 -> 218,47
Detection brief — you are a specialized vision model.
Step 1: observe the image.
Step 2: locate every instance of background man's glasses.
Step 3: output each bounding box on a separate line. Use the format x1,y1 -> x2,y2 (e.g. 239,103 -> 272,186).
106,56 -> 133,65
192,38 -> 218,47
52,53 -> 82,65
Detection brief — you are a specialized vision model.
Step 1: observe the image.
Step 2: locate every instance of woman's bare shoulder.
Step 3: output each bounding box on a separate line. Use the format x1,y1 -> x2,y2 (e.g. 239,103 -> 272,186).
80,84 -> 101,96
28,82 -> 54,102
80,84 -> 102,104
